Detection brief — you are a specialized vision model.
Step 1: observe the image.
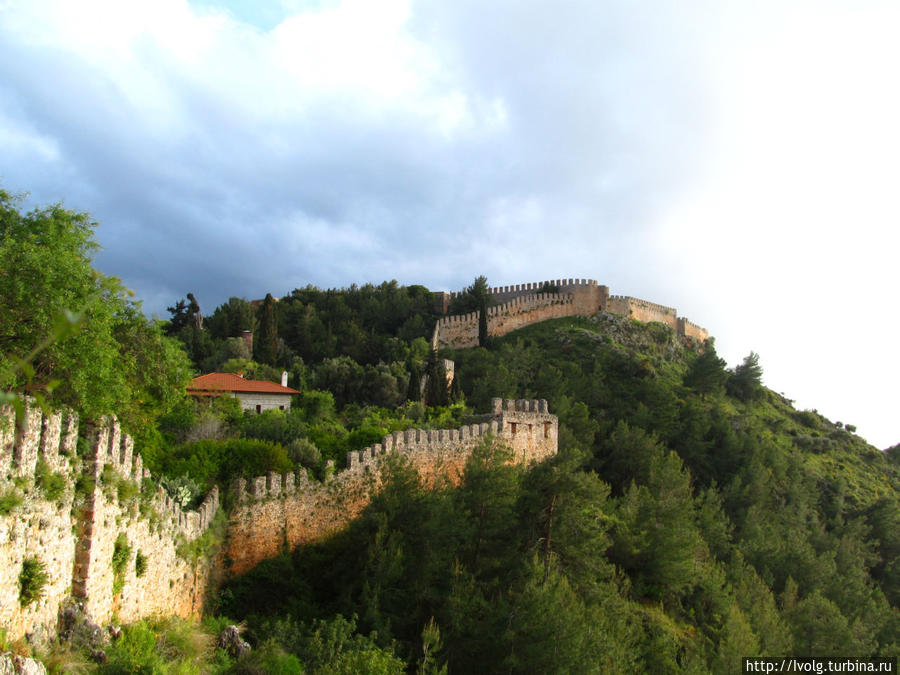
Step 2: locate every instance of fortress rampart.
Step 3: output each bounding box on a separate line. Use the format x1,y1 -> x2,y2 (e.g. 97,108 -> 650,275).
2,397 -> 557,639
225,398 -> 557,576
0,401 -> 219,641
432,278 -> 708,349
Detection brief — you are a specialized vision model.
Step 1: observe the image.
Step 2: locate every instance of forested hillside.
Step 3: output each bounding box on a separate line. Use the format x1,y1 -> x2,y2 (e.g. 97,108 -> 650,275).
215,314 -> 899,672
3,194 -> 898,672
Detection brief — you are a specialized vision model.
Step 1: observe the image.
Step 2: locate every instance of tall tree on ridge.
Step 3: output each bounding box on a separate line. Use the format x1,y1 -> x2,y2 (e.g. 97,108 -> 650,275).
254,293 -> 278,366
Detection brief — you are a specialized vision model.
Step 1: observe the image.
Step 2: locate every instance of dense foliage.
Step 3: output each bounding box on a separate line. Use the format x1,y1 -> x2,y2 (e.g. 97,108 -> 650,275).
4,193 -> 897,671
0,191 -> 192,437
214,314 -> 899,671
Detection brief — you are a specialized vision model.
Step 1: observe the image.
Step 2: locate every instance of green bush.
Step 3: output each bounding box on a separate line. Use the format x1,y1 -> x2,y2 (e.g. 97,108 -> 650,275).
228,640 -> 304,674
100,621 -> 159,674
112,533 -> 131,594
135,550 -> 148,577
158,438 -> 293,492
19,557 -> 48,606
35,459 -> 67,501
0,489 -> 23,516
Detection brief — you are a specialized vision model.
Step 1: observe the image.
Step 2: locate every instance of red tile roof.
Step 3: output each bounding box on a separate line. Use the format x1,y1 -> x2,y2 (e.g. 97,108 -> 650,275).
187,372 -> 300,395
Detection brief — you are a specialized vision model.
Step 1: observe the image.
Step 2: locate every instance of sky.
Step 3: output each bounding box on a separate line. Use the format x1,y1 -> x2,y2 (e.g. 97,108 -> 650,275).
1,0 -> 898,448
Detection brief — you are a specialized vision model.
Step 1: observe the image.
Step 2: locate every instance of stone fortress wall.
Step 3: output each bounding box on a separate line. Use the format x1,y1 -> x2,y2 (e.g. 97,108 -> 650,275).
1,397 -> 557,640
433,278 -> 709,349
226,398 -> 557,576
0,401 -> 219,641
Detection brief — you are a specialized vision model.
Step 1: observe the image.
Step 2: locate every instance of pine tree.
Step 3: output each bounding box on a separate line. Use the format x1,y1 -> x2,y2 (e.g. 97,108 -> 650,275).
254,293 -> 278,366
727,351 -> 764,401
684,339 -> 728,398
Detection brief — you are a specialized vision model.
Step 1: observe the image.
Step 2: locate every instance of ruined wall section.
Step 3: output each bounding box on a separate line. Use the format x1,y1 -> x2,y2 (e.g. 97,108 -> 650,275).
0,404 -> 79,643
488,278 -> 608,316
677,317 -> 709,342
607,296 -> 679,331
433,293 -> 582,350
226,399 -> 557,576
0,401 -> 220,641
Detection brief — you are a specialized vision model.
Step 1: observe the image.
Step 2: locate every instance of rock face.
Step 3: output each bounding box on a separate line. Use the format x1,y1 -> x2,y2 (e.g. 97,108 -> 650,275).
217,625 -> 251,659
0,652 -> 48,675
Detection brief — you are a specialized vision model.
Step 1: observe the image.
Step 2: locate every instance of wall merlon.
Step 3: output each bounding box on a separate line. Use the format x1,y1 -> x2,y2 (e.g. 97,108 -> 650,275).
0,405 -> 14,476
251,476 -> 267,499
13,400 -> 41,478
39,410 -> 63,469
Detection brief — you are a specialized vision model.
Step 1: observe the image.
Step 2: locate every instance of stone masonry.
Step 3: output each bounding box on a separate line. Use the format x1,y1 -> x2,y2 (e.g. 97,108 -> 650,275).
432,278 -> 709,349
1,396 -> 557,640
225,398 -> 558,576
0,401 -> 218,642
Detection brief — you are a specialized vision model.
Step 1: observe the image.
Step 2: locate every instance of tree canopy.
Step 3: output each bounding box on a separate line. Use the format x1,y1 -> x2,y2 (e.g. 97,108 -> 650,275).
0,190 -> 192,433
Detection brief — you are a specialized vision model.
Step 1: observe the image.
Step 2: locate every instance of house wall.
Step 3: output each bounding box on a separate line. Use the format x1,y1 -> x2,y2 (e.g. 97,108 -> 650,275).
233,392 -> 292,413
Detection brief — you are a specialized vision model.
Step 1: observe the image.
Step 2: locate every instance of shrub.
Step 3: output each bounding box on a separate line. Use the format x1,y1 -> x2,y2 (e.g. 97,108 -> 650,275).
0,489 -> 23,516
158,438 -> 293,492
19,557 -> 48,606
35,459 -> 67,501
100,621 -> 158,674
287,438 -> 322,470
135,550 -> 148,577
160,473 -> 202,509
112,533 -> 131,594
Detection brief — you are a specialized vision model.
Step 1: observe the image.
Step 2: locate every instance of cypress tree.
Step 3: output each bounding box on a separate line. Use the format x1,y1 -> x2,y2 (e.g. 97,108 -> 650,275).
254,293 -> 278,366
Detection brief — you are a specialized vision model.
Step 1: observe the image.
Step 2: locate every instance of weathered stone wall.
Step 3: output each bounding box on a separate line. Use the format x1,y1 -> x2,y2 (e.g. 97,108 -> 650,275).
433,293 -> 580,350
677,317 -> 709,342
487,278 -> 609,317
2,395 -> 557,639
0,402 -> 219,641
226,398 -> 558,576
0,406 -> 79,644
607,295 -> 678,330
432,278 -> 708,349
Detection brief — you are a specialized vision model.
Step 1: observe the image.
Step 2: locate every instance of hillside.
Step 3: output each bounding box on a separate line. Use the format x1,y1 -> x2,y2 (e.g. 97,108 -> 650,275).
214,313 -> 899,671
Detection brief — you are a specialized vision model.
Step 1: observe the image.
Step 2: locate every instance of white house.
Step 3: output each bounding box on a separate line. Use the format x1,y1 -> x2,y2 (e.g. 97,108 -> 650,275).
187,372 -> 299,414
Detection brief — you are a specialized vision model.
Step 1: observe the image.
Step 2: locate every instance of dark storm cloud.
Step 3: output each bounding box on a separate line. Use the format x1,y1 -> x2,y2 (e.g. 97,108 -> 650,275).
0,0 -> 717,317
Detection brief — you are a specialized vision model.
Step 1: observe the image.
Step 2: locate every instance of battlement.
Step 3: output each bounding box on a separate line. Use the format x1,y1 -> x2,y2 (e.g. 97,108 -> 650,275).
433,278 -> 708,348
608,295 -> 677,317
0,399 -> 220,639
225,398 -> 557,575
433,290 -> 586,350
488,278 -> 599,299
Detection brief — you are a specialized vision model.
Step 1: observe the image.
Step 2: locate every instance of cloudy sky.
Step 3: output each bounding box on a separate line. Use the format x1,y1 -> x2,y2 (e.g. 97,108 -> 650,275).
1,0 -> 898,448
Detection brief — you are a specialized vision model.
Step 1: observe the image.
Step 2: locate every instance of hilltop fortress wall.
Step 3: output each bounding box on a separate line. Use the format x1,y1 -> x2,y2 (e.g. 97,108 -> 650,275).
226,398 -> 557,575
433,278 -> 708,349
1,398 -> 557,640
0,402 -> 219,641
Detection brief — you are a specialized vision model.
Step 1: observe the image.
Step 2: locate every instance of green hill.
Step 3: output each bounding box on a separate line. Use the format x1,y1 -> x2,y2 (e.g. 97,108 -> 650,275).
217,313 -> 900,671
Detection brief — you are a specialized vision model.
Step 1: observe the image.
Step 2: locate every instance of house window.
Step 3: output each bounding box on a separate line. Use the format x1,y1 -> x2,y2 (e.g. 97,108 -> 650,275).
255,404 -> 262,414
279,405 -> 285,410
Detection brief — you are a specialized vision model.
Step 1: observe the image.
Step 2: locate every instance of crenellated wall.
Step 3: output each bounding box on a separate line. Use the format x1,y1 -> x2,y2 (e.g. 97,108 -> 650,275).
432,278 -> 708,348
1,396 -> 558,640
225,398 -> 558,576
0,401 -> 219,641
